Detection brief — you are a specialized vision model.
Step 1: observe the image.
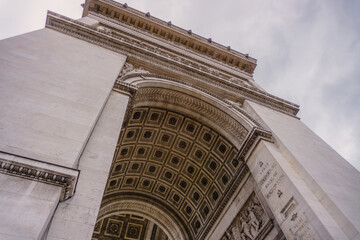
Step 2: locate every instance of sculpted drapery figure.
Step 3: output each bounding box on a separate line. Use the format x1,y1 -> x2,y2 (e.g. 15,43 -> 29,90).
222,194 -> 267,240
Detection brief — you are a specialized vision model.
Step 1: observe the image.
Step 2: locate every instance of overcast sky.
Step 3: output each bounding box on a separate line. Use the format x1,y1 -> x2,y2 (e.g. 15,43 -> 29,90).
1,0 -> 359,170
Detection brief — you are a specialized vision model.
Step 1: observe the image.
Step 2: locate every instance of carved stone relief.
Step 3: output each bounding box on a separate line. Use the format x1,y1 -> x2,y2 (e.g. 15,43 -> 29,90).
221,192 -> 271,240
228,77 -> 250,87
120,62 -> 150,77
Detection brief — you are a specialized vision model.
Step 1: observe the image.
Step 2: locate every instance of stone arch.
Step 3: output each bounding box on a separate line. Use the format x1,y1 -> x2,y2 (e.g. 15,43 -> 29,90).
96,199 -> 185,240
118,73 -> 269,149
92,73 -> 272,240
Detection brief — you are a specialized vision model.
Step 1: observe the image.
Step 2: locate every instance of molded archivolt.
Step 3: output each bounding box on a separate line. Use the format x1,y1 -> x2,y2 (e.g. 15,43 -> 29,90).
119,74 -> 267,148
93,214 -> 164,239
93,74 -> 271,240
95,199 -> 184,240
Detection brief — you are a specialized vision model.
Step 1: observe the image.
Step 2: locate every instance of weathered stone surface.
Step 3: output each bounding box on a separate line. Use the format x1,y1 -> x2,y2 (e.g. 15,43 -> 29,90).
0,174 -> 61,239
0,28 -> 126,168
46,91 -> 129,239
244,100 -> 360,239
207,174 -> 284,240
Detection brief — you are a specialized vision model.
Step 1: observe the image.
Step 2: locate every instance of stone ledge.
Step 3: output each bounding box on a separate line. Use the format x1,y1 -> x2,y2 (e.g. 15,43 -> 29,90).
82,0 -> 257,74
0,151 -> 79,201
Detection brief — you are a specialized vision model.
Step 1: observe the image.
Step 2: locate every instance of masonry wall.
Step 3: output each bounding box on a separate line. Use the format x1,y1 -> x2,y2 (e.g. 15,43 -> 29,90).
46,91 -> 129,240
206,173 -> 283,240
244,100 -> 360,240
0,28 -> 127,239
0,28 -> 126,168
0,173 -> 61,240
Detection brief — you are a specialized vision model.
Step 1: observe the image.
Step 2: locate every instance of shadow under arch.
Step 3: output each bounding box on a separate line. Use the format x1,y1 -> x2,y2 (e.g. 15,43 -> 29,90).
97,198 -> 187,240
93,73 -> 272,240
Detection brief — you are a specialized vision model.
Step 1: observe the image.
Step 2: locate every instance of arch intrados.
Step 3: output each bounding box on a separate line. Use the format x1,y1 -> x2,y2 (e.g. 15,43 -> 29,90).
106,75 -> 270,239
123,76 -> 258,130
133,100 -> 242,149
97,199 -> 188,240
121,75 -> 262,148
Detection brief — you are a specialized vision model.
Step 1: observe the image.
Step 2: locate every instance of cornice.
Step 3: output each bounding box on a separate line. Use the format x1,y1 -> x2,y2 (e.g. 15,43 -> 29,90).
86,11 -> 253,81
238,127 -> 273,161
0,152 -> 79,201
45,12 -> 248,85
83,0 -> 256,74
113,79 -> 138,95
118,72 -> 298,120
45,11 -> 299,116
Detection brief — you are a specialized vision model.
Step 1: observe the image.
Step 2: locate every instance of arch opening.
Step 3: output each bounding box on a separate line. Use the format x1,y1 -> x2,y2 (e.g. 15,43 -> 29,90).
93,213 -> 170,240
94,199 -> 184,240
93,74 -> 271,240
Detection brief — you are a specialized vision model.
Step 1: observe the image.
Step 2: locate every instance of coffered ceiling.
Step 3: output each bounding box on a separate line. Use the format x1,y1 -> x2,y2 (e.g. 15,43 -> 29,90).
95,106 -> 250,239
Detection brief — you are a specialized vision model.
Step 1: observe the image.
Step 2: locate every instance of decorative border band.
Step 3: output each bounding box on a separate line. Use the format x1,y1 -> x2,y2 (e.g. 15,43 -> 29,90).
45,11 -> 299,116
0,157 -> 79,201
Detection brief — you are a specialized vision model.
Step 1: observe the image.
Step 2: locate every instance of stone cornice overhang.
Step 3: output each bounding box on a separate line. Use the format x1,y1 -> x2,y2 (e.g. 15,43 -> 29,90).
86,11 -> 253,82
0,151 -> 79,201
82,0 -> 257,75
45,11 -> 299,116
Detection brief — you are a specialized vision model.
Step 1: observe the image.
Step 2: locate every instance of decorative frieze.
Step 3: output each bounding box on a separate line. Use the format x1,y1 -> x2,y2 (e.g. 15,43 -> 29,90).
83,0 -> 256,74
45,11 -> 299,116
0,157 -> 78,201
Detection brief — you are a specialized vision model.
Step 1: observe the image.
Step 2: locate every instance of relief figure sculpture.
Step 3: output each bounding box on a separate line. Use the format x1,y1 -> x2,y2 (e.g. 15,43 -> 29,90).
222,193 -> 269,240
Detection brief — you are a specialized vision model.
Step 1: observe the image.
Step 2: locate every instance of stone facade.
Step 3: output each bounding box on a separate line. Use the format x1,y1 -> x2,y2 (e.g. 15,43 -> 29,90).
0,0 -> 359,239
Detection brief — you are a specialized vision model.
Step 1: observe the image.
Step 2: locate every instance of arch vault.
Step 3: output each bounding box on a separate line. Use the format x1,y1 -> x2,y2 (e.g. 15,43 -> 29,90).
93,73 -> 272,239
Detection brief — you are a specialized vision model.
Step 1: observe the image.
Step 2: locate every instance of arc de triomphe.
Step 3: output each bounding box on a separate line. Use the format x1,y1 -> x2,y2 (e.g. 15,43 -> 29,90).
0,1 -> 359,239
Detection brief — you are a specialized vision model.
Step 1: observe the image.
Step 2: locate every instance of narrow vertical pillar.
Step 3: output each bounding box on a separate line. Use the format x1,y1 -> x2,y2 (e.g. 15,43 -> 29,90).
46,92 -> 129,240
